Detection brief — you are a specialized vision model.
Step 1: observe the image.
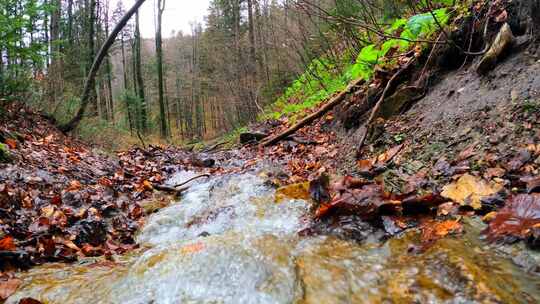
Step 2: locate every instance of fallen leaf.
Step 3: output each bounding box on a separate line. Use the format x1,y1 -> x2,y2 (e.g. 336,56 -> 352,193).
376,144 -> 404,165
142,180 -> 153,191
67,180 -> 82,191
457,144 -> 476,162
0,278 -> 21,300
486,194 -> 540,241
421,219 -> 462,244
524,176 -> 540,194
441,174 -> 503,210
357,159 -> 374,172
0,236 -> 16,251
4,139 -> 17,149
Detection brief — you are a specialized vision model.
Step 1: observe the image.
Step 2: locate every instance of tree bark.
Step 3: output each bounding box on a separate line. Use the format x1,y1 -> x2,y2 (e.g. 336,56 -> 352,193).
134,11 -> 147,133
156,0 -> 168,138
59,0 -> 148,133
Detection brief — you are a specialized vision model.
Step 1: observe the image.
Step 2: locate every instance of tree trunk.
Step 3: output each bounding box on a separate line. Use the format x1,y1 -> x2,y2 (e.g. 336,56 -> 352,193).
156,0 -> 168,138
88,0 -> 97,116
59,0 -> 148,133
134,11 -> 147,133
104,1 -> 115,123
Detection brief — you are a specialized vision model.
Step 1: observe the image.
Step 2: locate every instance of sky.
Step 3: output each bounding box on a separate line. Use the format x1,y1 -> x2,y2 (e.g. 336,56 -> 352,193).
113,0 -> 211,38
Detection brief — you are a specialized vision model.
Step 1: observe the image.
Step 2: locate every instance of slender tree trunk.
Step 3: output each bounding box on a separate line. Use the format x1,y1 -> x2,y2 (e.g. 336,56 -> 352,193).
134,11 -> 147,132
120,35 -> 133,134
155,0 -> 168,138
88,0 -> 97,116
104,3 -> 115,123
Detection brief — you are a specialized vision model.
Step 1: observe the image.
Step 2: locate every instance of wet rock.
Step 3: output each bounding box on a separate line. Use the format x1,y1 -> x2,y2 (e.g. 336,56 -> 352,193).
309,174 -> 330,204
191,157 -> 215,168
73,220 -> 107,247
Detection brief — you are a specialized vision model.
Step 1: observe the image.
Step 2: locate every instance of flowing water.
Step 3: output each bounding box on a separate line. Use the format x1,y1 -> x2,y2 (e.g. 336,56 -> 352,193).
7,171 -> 540,304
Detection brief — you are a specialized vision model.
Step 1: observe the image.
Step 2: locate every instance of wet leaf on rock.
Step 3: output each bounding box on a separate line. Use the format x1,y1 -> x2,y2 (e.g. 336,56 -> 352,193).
441,174 -> 503,210
421,219 -> 462,245
486,194 -> 540,242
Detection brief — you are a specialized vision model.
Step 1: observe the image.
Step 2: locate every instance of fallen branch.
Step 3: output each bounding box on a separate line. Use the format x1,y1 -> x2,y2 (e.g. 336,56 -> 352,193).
357,58 -> 417,152
173,174 -> 210,187
260,77 -> 365,147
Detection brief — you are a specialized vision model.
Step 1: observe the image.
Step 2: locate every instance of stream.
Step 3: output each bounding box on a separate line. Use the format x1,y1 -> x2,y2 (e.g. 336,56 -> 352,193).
7,170 -> 540,304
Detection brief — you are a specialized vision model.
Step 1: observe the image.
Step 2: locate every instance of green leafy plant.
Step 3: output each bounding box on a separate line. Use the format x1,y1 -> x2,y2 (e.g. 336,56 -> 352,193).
263,7 -> 451,122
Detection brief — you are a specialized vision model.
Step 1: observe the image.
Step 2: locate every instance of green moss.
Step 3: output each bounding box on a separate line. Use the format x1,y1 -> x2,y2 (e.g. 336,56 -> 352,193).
0,143 -> 12,163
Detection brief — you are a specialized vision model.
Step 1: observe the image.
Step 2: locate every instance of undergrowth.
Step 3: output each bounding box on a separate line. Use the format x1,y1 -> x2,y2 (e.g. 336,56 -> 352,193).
261,7 -> 451,123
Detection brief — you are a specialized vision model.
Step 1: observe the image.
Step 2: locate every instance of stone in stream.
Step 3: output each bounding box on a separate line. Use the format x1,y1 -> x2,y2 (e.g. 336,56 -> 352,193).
239,132 -> 268,144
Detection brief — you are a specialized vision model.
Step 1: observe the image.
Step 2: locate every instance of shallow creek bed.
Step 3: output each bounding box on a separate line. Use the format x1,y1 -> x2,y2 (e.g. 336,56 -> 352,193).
7,170 -> 540,304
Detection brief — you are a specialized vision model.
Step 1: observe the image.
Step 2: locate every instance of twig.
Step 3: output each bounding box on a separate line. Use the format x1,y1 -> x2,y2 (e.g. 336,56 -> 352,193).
357,58 -> 417,151
152,184 -> 189,196
173,174 -> 210,187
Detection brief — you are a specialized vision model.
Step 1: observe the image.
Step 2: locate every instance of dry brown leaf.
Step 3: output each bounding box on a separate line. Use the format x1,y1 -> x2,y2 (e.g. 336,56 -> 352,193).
441,174 -> 503,209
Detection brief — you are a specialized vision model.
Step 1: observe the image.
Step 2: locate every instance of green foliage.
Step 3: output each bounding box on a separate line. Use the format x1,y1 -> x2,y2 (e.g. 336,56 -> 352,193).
265,8 -> 451,122
0,0 -> 48,97
346,8 -> 449,81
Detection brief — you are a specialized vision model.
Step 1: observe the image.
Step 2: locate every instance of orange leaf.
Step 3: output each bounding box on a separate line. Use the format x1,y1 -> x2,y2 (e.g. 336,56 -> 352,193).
0,236 -> 16,251
357,159 -> 374,172
315,203 -> 331,218
67,180 -> 82,191
4,139 -> 17,149
143,180 -> 153,191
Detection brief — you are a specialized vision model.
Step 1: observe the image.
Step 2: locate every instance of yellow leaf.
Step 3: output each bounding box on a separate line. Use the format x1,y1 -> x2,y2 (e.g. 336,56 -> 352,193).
275,182 -> 310,203
441,174 -> 503,210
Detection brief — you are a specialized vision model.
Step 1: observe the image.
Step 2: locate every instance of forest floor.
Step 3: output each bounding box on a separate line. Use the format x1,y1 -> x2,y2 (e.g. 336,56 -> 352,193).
1,31 -> 540,304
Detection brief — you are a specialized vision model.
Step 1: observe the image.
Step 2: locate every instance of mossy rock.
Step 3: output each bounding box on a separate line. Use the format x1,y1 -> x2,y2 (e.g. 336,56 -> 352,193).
0,143 -> 12,163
